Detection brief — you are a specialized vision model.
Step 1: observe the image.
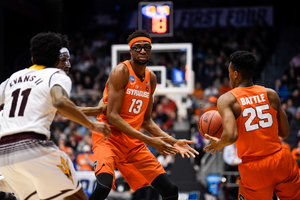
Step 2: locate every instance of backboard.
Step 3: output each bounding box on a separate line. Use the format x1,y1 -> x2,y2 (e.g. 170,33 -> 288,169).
111,43 -> 194,95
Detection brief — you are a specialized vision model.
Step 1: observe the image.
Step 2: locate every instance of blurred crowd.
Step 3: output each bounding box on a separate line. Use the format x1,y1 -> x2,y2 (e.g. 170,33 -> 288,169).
272,48 -> 300,166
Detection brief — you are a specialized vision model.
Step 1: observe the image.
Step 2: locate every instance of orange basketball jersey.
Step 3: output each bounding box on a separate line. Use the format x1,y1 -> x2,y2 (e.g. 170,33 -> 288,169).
229,85 -> 282,160
94,60 -> 151,147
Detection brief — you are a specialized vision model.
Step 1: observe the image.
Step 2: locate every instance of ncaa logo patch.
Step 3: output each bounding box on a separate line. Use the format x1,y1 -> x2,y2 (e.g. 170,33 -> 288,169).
130,76 -> 135,82
93,160 -> 98,171
239,193 -> 245,200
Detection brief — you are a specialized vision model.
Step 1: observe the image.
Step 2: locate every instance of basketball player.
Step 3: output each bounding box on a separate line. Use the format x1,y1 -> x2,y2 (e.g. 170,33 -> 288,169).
89,30 -> 199,200
59,34 -> 71,75
204,51 -> 300,199
0,32 -> 111,200
0,110 -> 19,199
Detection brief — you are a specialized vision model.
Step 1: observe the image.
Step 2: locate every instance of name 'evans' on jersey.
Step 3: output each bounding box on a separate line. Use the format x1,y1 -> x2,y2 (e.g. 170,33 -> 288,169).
126,88 -> 150,98
9,75 -> 43,87
240,93 -> 266,105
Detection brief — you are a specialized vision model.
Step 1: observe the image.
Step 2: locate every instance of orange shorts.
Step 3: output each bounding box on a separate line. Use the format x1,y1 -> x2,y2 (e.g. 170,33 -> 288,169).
238,149 -> 300,200
92,134 -> 165,191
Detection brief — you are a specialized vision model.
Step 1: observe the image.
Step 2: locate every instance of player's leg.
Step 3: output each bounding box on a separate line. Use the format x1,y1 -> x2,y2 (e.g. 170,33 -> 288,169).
18,144 -> 86,200
238,183 -> 274,200
89,142 -> 119,200
64,188 -> 88,200
0,136 -> 84,200
120,145 -> 178,200
0,165 -> 41,200
0,173 -> 18,196
151,173 -> 178,200
89,173 -> 114,200
274,150 -> 300,199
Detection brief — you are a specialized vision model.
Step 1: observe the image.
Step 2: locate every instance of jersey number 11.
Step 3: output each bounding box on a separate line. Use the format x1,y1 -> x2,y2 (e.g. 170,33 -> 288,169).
9,88 -> 32,117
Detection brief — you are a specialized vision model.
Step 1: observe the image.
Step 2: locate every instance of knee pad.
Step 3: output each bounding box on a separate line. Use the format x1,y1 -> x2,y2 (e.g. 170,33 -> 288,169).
89,173 -> 113,200
151,173 -> 178,199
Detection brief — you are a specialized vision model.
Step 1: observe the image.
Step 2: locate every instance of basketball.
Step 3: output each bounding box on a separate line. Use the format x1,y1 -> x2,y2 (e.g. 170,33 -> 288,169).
198,110 -> 223,139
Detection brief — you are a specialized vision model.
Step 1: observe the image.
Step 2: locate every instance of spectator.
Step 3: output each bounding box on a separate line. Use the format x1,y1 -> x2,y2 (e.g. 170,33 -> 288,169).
76,145 -> 95,171
213,77 -> 222,90
203,48 -> 216,66
192,82 -> 204,100
157,151 -> 174,175
51,114 -> 69,134
191,131 -> 205,170
163,110 -> 176,132
66,133 -> 79,153
204,96 -> 218,112
63,121 -> 78,136
289,48 -> 300,69
281,102 -> 294,123
152,104 -> 168,126
223,143 -> 241,172
286,98 -> 297,117
66,147 -> 78,170
77,132 -> 93,153
83,75 -> 94,89
58,136 -> 68,153
283,66 -> 298,90
160,97 -> 177,114
291,140 -> 300,167
296,76 -> 300,91
51,127 -> 65,144
203,83 -> 219,100
288,88 -> 300,108
273,79 -> 289,101
193,101 -> 205,117
218,77 -> 232,96
290,107 -> 300,131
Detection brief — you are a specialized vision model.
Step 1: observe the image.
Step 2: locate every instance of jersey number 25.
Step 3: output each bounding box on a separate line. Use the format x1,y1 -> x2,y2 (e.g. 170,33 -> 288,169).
243,104 -> 273,132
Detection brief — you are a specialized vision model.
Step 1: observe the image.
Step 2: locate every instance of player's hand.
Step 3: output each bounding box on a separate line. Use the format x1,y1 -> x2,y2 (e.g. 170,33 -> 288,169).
90,121 -> 111,141
173,139 -> 199,158
149,137 -> 178,155
203,134 -> 223,154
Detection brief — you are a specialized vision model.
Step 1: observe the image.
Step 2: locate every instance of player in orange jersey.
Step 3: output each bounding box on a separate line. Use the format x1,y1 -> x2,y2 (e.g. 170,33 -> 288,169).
203,51 -> 300,199
89,30 -> 199,200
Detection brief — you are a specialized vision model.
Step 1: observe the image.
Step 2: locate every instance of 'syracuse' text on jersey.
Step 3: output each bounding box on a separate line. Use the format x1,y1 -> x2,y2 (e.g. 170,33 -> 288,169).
229,85 -> 282,159
96,60 -> 151,147
0,65 -> 71,138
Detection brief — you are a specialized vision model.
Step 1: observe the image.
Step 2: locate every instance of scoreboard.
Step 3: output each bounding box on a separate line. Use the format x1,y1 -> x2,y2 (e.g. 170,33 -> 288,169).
138,1 -> 173,37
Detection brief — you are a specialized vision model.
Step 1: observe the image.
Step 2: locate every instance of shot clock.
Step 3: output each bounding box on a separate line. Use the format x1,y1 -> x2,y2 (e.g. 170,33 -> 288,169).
138,1 -> 173,37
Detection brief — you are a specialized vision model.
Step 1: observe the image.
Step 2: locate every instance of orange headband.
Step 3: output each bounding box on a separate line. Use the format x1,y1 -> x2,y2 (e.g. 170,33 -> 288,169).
128,37 -> 152,48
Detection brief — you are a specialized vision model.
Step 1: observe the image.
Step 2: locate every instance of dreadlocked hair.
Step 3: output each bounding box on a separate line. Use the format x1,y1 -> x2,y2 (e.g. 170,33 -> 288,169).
127,30 -> 152,44
30,32 -> 63,67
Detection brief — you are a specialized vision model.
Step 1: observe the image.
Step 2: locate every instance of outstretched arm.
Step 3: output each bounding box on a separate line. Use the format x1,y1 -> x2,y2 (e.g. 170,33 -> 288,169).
141,72 -> 199,158
51,85 -> 111,140
203,92 -> 238,154
77,98 -> 107,116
